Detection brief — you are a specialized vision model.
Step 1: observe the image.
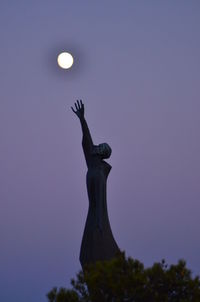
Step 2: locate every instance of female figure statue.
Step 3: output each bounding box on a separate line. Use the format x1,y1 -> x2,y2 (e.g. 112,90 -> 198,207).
71,100 -> 120,268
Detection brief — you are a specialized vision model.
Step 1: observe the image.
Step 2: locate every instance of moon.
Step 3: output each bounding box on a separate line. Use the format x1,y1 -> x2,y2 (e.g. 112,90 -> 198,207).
57,52 -> 74,69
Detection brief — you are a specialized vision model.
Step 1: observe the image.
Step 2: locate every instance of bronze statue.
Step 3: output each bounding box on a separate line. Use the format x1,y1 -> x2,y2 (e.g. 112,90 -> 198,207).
71,100 -> 120,268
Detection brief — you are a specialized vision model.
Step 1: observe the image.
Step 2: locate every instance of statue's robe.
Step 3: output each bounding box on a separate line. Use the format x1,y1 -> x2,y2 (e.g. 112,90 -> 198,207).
79,118 -> 120,268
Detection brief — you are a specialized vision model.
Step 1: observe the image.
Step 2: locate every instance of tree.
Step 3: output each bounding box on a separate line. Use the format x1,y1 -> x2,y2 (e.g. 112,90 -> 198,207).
47,253 -> 200,302
47,287 -> 79,302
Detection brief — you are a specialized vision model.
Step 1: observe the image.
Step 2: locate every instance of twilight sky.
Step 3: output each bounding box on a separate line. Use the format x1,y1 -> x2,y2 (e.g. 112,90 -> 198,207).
1,1 -> 200,302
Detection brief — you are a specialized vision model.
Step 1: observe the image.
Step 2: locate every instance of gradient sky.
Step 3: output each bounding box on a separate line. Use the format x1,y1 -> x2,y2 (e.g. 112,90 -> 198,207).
1,1 -> 200,302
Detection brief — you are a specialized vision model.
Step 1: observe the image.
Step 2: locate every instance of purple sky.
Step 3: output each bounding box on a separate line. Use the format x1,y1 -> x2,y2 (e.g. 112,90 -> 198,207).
1,1 -> 200,302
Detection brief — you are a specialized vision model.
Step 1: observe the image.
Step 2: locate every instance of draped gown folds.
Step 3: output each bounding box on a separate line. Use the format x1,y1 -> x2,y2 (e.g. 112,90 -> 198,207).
79,118 -> 120,268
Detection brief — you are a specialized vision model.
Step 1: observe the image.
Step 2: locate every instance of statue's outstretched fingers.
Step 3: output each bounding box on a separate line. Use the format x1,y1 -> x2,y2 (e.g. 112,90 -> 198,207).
71,106 -> 76,113
77,100 -> 81,109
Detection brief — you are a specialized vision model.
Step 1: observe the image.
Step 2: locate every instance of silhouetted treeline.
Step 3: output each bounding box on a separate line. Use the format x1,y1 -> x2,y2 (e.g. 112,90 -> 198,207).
47,252 -> 200,302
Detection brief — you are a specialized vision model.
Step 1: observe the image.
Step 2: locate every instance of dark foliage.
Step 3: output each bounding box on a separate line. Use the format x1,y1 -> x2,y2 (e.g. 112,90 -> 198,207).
47,253 -> 200,302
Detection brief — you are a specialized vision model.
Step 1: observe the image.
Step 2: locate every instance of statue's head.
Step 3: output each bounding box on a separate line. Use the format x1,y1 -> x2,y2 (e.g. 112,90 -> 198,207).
92,143 -> 112,159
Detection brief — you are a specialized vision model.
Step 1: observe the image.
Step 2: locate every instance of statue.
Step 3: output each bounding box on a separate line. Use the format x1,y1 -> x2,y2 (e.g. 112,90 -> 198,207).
71,100 -> 120,268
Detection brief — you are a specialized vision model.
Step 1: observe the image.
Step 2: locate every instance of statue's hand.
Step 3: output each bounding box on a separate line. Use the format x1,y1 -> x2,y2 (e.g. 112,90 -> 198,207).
71,100 -> 84,120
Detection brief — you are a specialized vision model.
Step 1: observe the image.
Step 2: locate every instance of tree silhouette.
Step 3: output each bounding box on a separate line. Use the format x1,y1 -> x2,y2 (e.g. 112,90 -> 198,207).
47,253 -> 200,302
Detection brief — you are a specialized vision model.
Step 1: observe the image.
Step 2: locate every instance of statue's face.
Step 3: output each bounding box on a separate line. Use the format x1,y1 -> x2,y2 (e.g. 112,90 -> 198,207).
93,143 -> 112,159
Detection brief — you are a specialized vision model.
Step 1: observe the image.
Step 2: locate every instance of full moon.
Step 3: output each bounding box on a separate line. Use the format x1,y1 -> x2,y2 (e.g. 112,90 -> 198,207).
57,52 -> 74,69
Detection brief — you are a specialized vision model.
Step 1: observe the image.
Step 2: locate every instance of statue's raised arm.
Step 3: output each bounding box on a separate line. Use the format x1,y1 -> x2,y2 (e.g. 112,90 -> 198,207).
71,100 -> 94,167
